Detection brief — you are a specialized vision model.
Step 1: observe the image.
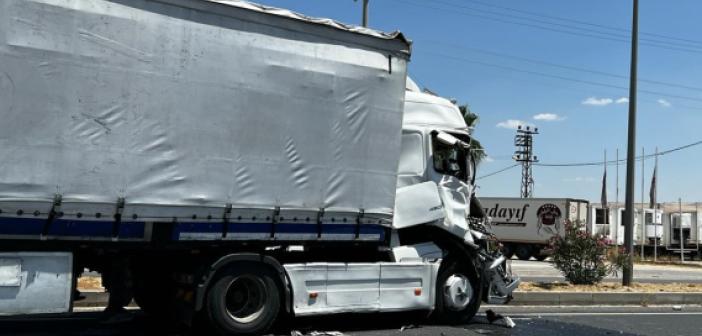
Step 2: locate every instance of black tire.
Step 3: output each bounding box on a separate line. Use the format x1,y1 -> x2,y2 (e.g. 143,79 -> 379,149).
533,254 -> 547,261
515,245 -> 532,261
501,244 -> 515,259
432,258 -> 482,324
205,264 -> 281,336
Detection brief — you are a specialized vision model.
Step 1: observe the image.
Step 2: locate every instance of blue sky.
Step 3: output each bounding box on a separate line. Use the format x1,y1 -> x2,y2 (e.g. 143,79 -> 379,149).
257,0 -> 702,203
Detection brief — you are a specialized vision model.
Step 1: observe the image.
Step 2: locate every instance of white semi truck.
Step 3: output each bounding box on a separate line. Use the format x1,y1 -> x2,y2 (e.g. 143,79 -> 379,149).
0,0 -> 517,334
480,198 -> 589,260
589,202 -> 699,256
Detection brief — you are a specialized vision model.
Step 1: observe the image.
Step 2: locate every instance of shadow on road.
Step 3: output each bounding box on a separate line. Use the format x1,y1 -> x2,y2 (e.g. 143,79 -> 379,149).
0,311 -> 640,336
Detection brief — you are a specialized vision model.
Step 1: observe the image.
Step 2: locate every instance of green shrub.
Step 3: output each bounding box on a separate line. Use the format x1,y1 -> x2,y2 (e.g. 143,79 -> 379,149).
549,221 -> 629,285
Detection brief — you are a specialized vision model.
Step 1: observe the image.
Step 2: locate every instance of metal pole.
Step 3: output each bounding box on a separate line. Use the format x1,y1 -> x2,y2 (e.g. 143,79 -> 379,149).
697,202 -> 700,260
654,147 -> 658,262
616,148 -> 620,206
641,147 -> 645,260
604,150 -> 607,236
616,148 -> 620,246
622,0 -> 638,286
680,198 -> 684,262
362,0 -> 369,27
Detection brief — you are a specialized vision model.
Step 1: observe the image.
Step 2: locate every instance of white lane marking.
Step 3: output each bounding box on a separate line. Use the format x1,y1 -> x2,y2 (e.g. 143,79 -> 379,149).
505,312 -> 702,317
72,307 -> 140,313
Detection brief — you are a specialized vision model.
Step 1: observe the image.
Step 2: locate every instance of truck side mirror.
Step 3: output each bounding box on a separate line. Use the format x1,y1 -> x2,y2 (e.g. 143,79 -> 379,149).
435,131 -> 460,146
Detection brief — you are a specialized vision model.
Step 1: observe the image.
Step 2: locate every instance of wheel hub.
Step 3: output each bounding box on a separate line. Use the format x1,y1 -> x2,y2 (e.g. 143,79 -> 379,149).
443,274 -> 472,311
225,275 -> 267,324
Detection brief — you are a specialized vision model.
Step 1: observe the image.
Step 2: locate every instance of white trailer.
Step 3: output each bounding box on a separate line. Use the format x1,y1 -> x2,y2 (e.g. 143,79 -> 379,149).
589,202 -> 702,256
0,0 -> 517,334
660,203 -> 701,255
589,204 -> 664,247
480,197 -> 589,261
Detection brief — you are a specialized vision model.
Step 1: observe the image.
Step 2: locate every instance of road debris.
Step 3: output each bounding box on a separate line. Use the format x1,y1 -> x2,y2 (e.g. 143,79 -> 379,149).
673,305 -> 683,311
400,324 -> 419,332
291,331 -> 347,336
486,309 -> 516,328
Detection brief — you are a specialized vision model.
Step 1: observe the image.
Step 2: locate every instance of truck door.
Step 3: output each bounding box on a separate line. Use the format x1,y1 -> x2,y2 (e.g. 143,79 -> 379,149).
428,131 -> 475,235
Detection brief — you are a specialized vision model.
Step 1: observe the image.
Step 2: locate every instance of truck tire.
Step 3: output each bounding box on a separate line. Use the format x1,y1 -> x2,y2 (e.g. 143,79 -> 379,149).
515,245 -> 532,261
205,265 -> 281,335
533,250 -> 547,261
501,244 -> 515,259
432,258 -> 481,324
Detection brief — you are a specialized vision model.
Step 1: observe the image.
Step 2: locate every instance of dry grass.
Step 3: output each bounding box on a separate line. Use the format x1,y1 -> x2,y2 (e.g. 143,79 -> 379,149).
518,281 -> 702,293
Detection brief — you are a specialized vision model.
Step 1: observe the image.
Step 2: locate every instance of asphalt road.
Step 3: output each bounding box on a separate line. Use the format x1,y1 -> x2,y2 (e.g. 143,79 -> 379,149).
1,306 -> 701,336
511,259 -> 702,283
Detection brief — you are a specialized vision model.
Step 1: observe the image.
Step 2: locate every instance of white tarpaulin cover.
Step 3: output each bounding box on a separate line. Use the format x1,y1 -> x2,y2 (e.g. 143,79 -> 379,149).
0,0 -> 410,234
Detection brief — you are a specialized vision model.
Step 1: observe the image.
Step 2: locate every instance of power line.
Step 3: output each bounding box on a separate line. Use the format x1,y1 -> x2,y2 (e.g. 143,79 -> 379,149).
477,139 -> 702,179
460,0 -> 702,47
427,58 -> 702,113
410,0 -> 702,51
419,40 -> 702,92
427,0 -> 702,50
426,51 -> 702,104
476,164 -> 519,180
535,139 -> 702,167
393,0 -> 702,54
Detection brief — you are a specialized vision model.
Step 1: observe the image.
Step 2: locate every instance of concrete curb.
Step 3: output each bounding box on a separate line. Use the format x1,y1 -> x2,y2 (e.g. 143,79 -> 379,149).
75,291 -> 702,307
512,291 -> 702,306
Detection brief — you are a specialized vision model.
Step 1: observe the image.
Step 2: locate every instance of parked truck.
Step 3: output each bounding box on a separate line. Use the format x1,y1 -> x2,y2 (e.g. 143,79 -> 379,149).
0,0 -> 517,334
480,198 -> 589,260
589,202 -> 700,257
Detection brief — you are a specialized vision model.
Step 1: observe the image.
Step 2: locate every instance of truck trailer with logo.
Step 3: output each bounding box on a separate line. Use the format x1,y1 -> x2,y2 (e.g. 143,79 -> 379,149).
0,0 -> 518,334
480,197 -> 589,260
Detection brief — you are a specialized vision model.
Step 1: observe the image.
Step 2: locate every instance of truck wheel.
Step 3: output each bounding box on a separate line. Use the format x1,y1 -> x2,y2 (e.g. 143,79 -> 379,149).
501,244 -> 515,259
515,245 -> 532,261
533,254 -> 547,261
432,259 -> 481,324
205,265 -> 280,335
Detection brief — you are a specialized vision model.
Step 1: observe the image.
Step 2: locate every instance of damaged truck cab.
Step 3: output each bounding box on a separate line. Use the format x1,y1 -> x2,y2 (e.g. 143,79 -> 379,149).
392,79 -> 519,319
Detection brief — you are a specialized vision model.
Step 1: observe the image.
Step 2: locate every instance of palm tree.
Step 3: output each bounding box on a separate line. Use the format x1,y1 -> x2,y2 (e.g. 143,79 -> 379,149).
458,104 -> 487,165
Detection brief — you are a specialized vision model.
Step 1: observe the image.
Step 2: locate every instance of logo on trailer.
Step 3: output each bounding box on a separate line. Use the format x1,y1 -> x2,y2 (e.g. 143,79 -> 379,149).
536,203 -> 562,236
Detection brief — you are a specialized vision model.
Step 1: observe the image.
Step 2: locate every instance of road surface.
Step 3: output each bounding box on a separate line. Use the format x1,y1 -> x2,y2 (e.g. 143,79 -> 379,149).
1,306 -> 701,335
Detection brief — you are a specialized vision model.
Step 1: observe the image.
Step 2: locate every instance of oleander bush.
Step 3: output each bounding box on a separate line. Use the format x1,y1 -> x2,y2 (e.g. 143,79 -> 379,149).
549,221 -> 630,285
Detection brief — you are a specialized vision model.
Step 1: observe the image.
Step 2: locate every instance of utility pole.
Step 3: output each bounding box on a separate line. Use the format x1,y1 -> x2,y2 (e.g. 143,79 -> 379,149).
641,147 -> 645,260
514,125 -> 538,198
616,148 -> 620,247
654,147 -> 658,262
680,198 -> 684,262
353,0 -> 370,27
697,202 -> 700,260
616,148 -> 620,206
622,0 -> 639,287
